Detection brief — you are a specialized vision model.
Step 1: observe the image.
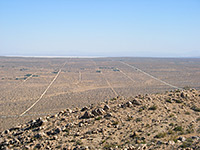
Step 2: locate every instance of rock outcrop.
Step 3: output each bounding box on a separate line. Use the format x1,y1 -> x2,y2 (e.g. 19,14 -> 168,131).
0,89 -> 200,149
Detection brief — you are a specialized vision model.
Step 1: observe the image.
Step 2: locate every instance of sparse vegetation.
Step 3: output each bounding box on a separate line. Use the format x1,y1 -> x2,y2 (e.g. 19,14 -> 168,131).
173,99 -> 182,103
103,143 -> 117,149
154,132 -> 166,138
96,70 -> 101,73
135,118 -> 142,122
76,140 -> 83,145
196,117 -> 200,122
112,121 -> 119,125
148,105 -> 157,110
173,126 -> 183,132
185,111 -> 190,115
169,114 -> 174,118
166,99 -> 172,103
191,106 -> 200,112
180,138 -> 193,148
95,116 -> 102,120
0,58 -> 200,149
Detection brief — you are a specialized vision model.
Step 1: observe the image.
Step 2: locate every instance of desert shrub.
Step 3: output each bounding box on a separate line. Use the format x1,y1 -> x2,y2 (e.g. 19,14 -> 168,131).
186,128 -> 194,134
103,143 -> 117,149
180,142 -> 191,148
112,121 -> 119,125
166,99 -> 172,103
135,118 -> 142,122
196,117 -> 200,122
191,106 -> 200,112
147,133 -> 150,136
76,140 -> 83,145
95,116 -> 102,120
169,114 -> 174,118
173,126 -> 183,132
138,106 -> 146,112
167,129 -> 173,135
180,138 -> 193,148
174,99 -> 182,103
127,116 -> 132,121
145,124 -> 150,128
110,97 -> 117,101
197,127 -> 200,133
63,128 -> 69,133
148,105 -> 157,110
55,145 -> 62,149
154,132 -> 166,138
185,111 -> 190,115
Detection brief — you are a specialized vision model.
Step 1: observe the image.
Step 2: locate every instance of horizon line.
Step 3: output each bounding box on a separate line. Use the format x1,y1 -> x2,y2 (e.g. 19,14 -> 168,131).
0,55 -> 200,59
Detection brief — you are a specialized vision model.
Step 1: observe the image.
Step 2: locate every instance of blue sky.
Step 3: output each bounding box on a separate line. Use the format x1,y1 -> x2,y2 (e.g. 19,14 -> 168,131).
0,0 -> 200,57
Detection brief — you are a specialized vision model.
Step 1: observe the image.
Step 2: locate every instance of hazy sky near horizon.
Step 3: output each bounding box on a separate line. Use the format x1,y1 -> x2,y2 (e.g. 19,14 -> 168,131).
0,0 -> 200,57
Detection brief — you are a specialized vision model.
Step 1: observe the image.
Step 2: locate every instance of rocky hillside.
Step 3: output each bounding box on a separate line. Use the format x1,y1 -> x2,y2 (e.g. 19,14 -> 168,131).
0,89 -> 200,150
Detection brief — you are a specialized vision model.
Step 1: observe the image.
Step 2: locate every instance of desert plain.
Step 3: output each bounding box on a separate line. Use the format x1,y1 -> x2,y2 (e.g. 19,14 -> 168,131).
0,57 -> 200,131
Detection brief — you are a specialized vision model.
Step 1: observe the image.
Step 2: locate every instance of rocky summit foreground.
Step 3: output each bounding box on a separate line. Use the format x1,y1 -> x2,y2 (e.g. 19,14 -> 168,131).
0,89 -> 200,150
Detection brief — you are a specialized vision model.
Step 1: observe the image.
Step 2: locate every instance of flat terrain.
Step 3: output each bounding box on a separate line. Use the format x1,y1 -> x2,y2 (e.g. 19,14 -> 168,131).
0,57 -> 200,131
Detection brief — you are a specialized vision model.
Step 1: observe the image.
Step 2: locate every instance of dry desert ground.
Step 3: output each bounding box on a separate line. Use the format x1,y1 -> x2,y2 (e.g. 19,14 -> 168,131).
0,57 -> 200,138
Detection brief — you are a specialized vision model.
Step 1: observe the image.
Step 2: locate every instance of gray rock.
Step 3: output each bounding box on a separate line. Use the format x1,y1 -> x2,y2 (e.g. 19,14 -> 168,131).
191,136 -> 199,140
157,140 -> 163,145
97,108 -> 105,115
13,131 -> 23,136
34,133 -> 43,139
103,105 -> 110,111
66,108 -> 72,113
47,128 -> 60,136
167,140 -> 175,145
126,101 -> 133,107
65,123 -> 74,128
75,132 -> 80,136
79,122 -> 83,127
81,111 -> 94,119
104,113 -> 112,118
180,92 -> 187,98
81,106 -> 88,112
9,127 -> 20,132
34,143 -> 41,149
30,118 -> 44,129
92,109 -> 99,116
4,130 -> 9,134
178,136 -> 186,142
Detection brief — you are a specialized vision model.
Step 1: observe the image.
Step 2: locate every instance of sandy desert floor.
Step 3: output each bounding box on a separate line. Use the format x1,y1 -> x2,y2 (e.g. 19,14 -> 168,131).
0,57 -> 200,131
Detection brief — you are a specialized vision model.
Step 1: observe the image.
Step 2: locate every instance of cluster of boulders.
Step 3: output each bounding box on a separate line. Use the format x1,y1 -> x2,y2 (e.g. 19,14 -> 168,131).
0,89 -> 200,149
81,105 -> 110,119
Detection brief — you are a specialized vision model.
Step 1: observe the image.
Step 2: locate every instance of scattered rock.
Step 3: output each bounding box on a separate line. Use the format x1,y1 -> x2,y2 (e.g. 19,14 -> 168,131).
81,106 -> 88,112
103,105 -> 110,111
132,99 -> 141,105
81,111 -> 94,119
178,136 -> 186,142
126,101 -> 133,107
1,89 -> 200,149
